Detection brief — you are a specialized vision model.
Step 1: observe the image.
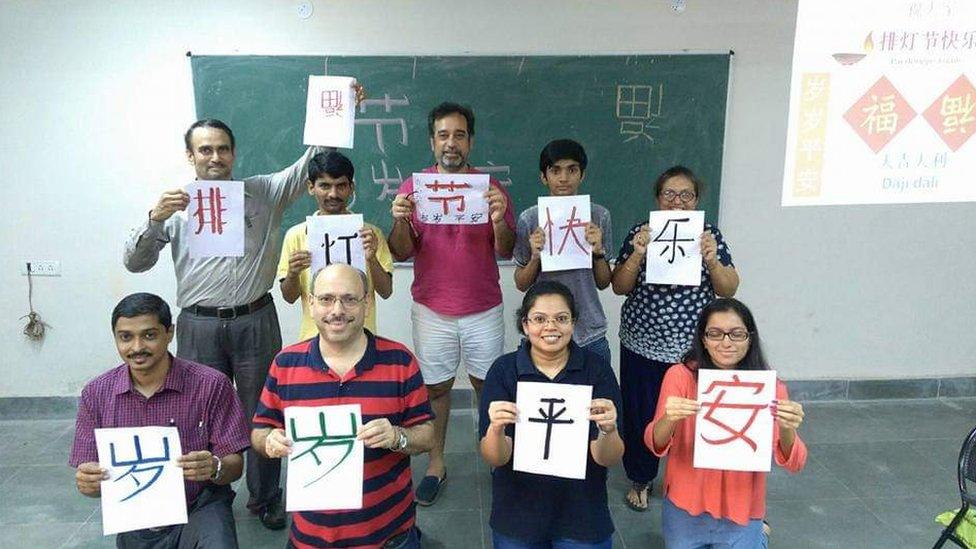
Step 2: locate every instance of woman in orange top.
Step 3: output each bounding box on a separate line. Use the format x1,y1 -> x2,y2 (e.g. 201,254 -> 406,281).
645,298 -> 807,548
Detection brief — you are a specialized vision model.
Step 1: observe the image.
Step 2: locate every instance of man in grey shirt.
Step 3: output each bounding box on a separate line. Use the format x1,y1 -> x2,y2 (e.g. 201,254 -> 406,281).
124,118 -> 324,530
513,139 -> 614,363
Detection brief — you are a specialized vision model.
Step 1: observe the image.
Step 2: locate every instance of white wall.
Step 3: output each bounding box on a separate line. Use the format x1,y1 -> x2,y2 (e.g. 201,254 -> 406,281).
1,0 -> 972,398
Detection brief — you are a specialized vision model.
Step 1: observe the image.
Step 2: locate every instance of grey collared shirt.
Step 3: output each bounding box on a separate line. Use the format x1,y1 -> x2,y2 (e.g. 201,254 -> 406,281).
124,146 -> 325,308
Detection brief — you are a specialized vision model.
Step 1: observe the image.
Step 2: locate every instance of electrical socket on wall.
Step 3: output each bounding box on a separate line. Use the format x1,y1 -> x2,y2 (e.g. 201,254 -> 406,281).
21,260 -> 61,276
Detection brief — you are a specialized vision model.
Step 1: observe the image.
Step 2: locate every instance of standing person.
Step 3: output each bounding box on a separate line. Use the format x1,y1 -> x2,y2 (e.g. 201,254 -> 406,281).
123,87 -> 363,529
252,264 -> 435,548
278,150 -> 393,342
388,102 -> 516,506
70,293 -> 250,548
610,165 -> 739,512
647,298 -> 806,548
480,281 -> 623,548
513,139 -> 613,363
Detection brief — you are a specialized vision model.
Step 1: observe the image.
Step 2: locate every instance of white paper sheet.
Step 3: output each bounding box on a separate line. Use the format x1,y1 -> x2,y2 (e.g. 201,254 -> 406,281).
513,381 -> 593,480
303,75 -> 356,149
285,404 -> 364,512
645,210 -> 704,286
95,426 -> 187,536
782,0 -> 976,206
306,214 -> 366,276
694,369 -> 777,472
413,173 -> 489,225
185,180 -> 245,258
538,195 -> 592,272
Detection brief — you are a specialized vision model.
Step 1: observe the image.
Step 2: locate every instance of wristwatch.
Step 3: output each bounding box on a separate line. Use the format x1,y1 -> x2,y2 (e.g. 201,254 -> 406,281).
210,455 -> 223,482
391,427 -> 408,452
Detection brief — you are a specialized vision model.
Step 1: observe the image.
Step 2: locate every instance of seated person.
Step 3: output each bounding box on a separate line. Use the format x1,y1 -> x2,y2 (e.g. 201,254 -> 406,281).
69,293 -> 250,548
647,298 -> 806,548
479,280 -> 623,548
252,264 -> 435,548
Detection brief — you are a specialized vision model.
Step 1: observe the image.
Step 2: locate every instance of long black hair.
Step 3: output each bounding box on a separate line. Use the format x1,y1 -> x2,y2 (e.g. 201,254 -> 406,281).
685,298 -> 770,371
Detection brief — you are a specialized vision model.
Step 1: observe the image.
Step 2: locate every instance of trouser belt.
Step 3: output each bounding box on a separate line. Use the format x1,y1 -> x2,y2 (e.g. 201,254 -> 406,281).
185,293 -> 273,320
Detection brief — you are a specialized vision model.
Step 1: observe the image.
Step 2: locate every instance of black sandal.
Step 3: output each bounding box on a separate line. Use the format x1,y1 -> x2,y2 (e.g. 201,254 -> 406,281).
624,482 -> 650,512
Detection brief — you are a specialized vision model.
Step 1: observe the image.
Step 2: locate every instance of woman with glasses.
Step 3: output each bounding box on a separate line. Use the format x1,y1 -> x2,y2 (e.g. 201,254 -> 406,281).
647,298 -> 806,547
610,165 -> 740,512
479,281 -> 623,549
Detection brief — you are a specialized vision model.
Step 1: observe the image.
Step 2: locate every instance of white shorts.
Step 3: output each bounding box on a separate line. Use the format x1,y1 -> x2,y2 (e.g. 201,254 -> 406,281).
410,302 -> 505,385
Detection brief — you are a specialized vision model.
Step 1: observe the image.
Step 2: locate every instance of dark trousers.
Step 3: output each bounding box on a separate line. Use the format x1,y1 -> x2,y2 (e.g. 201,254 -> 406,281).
116,484 -> 238,549
619,345 -> 671,485
176,302 -> 282,512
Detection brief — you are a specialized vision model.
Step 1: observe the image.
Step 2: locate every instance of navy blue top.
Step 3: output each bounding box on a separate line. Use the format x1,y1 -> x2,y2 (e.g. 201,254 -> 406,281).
478,340 -> 622,543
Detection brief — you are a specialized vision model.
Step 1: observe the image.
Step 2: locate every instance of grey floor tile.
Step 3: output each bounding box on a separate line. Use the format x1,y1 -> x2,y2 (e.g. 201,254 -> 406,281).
765,453 -> 858,501
2,521 -> 86,547
610,501 -> 665,548
0,465 -> 21,486
916,437 -> 967,477
861,494 -> 960,547
940,397 -> 976,417
0,418 -> 74,465
417,509 -> 485,549
811,441 -> 956,499
853,399 -> 976,442
62,515 -> 116,548
411,451 -> 485,512
443,409 -> 479,455
0,464 -> 97,524
236,516 -> 290,548
764,498 -> 906,548
797,402 -> 902,444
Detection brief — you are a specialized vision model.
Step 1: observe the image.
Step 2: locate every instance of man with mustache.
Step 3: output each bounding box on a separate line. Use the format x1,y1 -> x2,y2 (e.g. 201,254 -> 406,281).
123,98 -> 362,530
277,151 -> 393,341
70,293 -> 250,548
388,102 -> 516,506
253,263 -> 434,548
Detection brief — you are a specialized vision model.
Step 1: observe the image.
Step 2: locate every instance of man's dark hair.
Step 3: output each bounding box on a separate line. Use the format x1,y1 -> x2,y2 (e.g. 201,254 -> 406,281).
308,151 -> 355,182
539,139 -> 588,175
427,102 -> 475,137
111,293 -> 173,330
183,119 -> 236,151
515,281 -> 579,336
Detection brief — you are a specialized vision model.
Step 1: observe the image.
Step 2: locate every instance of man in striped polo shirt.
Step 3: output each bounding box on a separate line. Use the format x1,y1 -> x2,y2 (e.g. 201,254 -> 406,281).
252,263 -> 434,548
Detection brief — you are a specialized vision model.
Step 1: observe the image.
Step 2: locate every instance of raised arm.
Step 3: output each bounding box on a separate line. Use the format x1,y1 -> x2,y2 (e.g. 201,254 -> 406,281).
123,189 -> 187,272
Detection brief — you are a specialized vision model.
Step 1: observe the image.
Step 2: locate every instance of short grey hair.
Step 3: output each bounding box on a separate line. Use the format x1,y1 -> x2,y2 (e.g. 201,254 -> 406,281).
308,263 -> 369,297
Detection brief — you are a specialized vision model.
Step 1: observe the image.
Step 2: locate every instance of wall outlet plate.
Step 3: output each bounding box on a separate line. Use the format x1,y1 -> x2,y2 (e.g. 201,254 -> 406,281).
21,260 -> 61,276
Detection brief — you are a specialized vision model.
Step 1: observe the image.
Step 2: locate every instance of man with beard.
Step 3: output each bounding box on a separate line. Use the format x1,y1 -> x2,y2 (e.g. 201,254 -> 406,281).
277,151 -> 393,342
387,102 -> 515,506
252,263 -> 434,548
70,293 -> 250,548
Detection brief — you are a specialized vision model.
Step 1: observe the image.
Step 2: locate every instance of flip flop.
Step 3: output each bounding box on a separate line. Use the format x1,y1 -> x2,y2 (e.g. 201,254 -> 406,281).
414,471 -> 447,506
624,482 -> 650,512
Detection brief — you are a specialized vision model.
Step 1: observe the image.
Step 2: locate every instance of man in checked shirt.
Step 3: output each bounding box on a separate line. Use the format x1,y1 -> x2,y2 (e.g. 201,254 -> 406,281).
70,293 -> 250,548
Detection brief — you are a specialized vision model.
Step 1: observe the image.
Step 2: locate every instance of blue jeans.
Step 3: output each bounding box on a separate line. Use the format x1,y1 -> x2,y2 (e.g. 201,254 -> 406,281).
582,336 -> 612,365
492,531 -> 613,549
662,497 -> 767,549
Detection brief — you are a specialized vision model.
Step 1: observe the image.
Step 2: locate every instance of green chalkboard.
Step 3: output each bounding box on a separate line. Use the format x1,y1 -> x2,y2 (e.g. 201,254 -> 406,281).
191,54 -> 730,248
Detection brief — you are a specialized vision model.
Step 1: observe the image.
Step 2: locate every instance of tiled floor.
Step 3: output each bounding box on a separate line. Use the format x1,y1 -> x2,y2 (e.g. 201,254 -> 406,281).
2,398 -> 973,548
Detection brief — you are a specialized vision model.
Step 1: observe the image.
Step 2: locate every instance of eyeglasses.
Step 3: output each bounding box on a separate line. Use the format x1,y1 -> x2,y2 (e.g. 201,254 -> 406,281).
704,328 -> 751,342
526,314 -> 573,327
314,294 -> 366,308
659,189 -> 697,203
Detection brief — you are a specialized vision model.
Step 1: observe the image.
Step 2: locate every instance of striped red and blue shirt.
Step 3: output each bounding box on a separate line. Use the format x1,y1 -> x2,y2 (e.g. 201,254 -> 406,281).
254,332 -> 434,549
69,356 -> 250,506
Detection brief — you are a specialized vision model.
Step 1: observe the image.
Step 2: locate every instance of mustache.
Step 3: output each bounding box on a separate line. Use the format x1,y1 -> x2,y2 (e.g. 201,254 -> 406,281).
324,314 -> 353,323
127,352 -> 151,359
